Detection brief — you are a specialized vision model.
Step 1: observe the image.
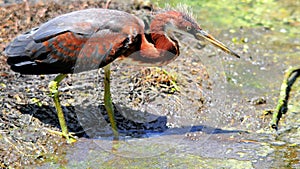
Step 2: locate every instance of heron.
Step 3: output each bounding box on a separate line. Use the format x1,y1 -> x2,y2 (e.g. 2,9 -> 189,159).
4,7 -> 240,143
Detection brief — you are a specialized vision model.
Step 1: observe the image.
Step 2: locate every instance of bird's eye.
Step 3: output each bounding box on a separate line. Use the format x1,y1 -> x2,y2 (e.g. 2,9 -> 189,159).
186,26 -> 192,31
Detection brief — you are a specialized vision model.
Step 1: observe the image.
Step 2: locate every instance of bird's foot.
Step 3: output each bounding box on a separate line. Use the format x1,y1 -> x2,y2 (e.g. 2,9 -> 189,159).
45,128 -> 77,143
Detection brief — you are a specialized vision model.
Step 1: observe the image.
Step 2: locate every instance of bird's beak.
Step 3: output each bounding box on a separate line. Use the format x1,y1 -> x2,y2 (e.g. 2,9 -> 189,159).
196,29 -> 240,58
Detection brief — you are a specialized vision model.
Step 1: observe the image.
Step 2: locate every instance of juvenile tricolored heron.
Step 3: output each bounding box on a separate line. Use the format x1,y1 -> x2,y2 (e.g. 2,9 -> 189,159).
4,7 -> 240,143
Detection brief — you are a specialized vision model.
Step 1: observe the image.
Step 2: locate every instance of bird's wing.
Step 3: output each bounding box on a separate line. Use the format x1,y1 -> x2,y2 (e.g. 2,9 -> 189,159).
6,28 -> 138,74
73,29 -> 138,73
6,8 -> 145,74
31,8 -> 141,42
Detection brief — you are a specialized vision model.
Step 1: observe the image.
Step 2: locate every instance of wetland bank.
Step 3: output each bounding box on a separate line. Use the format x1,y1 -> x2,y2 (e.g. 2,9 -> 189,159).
0,0 -> 299,168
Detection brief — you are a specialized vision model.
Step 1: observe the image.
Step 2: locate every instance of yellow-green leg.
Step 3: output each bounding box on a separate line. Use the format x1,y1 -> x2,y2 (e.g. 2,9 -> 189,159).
103,64 -> 119,139
271,68 -> 300,130
49,74 -> 76,143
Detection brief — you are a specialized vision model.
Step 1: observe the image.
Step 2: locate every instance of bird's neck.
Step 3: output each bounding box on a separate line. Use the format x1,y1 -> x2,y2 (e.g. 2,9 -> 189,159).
124,11 -> 180,66
148,11 -> 179,55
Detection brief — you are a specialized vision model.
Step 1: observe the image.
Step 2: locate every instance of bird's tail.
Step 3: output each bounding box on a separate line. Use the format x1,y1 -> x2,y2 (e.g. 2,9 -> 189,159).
4,28 -> 50,74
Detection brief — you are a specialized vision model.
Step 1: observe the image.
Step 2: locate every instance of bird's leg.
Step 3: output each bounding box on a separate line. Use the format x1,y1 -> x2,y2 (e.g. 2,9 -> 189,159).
103,64 -> 119,139
48,74 -> 76,143
271,67 -> 300,130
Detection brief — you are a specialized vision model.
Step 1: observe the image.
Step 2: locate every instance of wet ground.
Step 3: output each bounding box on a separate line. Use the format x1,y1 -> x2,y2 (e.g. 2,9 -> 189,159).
0,0 -> 299,168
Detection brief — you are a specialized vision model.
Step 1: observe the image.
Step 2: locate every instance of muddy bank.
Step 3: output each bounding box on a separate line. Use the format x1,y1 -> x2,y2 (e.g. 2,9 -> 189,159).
1,0 -> 299,168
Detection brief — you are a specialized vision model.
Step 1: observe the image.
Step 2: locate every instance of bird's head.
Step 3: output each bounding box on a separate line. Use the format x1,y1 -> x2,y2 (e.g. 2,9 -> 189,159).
152,9 -> 240,58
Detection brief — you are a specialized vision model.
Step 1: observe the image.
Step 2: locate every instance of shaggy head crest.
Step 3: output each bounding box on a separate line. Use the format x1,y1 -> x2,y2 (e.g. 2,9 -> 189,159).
163,3 -> 196,22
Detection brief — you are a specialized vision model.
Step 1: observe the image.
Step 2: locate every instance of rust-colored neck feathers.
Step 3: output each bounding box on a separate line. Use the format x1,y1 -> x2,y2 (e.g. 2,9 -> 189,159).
150,11 -> 180,53
128,11 -> 181,66
137,11 -> 180,65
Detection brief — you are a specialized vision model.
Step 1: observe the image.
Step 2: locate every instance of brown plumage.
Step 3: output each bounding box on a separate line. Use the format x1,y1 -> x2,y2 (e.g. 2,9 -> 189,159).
5,8 -> 240,75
